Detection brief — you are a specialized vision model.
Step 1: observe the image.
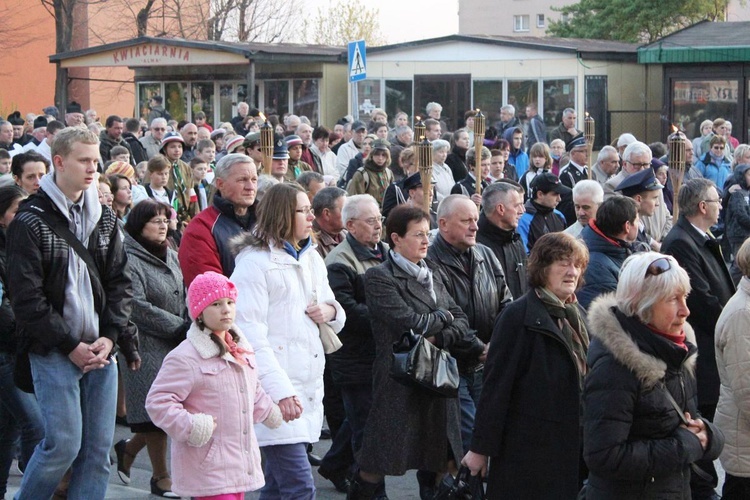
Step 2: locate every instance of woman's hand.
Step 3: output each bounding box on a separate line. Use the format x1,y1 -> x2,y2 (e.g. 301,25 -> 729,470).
278,396 -> 303,422
461,451 -> 488,477
683,413 -> 708,450
306,303 -> 336,324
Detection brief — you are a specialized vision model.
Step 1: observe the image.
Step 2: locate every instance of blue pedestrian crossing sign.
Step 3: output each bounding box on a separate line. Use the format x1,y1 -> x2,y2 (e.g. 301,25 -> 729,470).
348,40 -> 367,83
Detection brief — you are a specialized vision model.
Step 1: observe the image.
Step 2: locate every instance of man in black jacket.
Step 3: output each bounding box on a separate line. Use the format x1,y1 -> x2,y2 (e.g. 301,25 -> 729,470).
122,118 -> 148,165
662,177 -> 735,499
427,194 -> 512,455
320,194 -> 388,494
99,115 -> 133,164
477,180 -> 528,299
7,127 -> 136,499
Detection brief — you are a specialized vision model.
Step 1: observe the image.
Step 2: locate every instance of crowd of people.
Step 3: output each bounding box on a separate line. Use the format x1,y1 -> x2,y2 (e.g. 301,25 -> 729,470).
0,97 -> 748,500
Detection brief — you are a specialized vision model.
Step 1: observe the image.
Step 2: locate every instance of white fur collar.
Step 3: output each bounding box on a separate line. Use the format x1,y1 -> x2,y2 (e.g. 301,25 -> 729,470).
186,322 -> 253,362
588,294 -> 697,389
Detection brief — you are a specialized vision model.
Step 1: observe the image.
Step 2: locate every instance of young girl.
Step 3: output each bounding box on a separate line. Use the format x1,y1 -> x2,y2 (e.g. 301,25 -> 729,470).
521,143 -> 552,200
146,271 -> 284,500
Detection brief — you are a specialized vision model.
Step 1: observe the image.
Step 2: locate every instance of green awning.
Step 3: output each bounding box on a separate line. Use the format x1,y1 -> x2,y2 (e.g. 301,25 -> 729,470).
638,44 -> 750,64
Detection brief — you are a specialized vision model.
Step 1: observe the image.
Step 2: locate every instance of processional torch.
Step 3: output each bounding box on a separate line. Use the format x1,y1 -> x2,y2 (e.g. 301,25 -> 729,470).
416,137 -> 433,213
584,112 -> 595,179
259,113 -> 273,174
668,127 -> 687,219
413,116 -> 425,145
473,109 -> 486,195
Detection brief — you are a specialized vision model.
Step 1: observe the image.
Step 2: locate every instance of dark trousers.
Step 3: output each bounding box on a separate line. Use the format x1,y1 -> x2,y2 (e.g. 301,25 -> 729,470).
322,362 -> 345,438
319,383 -> 372,476
690,403 -> 718,500
722,473 -> 750,499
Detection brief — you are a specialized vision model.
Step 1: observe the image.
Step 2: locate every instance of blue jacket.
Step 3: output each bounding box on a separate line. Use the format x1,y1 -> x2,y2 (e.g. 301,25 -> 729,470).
503,128 -> 529,178
578,224 -> 631,310
696,152 -> 731,189
517,200 -> 566,254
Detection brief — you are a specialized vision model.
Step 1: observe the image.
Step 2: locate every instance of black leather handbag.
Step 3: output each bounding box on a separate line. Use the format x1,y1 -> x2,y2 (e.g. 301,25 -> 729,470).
434,466 -> 486,499
390,327 -> 459,398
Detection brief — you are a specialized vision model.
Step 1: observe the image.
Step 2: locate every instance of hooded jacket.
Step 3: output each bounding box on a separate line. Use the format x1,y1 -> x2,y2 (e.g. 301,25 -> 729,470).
725,163 -> 750,247
584,295 -> 724,499
503,127 -> 529,178
517,199 -> 566,253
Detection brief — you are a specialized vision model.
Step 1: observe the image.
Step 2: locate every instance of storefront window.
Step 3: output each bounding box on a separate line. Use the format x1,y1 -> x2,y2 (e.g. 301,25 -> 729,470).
357,79 -> 381,122
264,80 -> 289,117
293,79 -> 319,123
673,79 -> 738,139
164,82 -> 188,123
543,78 -> 575,128
138,83 -> 161,122
385,80 -> 412,126
472,81 -> 503,127
507,80 -> 539,125
219,84 -> 234,124
191,82 -> 215,122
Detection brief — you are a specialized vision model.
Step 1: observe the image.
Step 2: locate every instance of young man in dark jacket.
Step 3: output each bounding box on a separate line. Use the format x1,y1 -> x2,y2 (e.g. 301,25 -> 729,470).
7,127 -> 136,499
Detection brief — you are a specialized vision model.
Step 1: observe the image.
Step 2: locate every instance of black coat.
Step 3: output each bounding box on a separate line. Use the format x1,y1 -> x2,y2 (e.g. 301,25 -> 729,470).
426,234 -> 512,345
445,146 -> 468,182
471,290 -> 585,499
476,213 -> 527,300
451,175 -> 488,198
558,162 -> 588,228
358,254 -> 466,476
0,229 -> 16,353
324,235 -> 387,386
662,217 -> 735,407
584,295 -> 724,499
123,132 -> 148,165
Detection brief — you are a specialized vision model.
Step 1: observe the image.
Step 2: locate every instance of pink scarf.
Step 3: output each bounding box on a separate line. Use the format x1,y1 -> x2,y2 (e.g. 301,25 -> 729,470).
213,331 -> 250,365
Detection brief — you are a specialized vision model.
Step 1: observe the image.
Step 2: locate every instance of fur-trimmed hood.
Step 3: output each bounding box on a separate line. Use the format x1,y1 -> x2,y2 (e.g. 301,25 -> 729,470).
229,231 -> 262,256
588,294 -> 697,389
186,322 -> 253,362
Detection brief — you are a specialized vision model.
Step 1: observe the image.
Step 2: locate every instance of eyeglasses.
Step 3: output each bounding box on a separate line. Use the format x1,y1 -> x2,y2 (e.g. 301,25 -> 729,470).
627,161 -> 651,169
702,198 -> 722,204
296,207 -> 314,216
408,231 -> 430,240
351,216 -> 384,226
152,127 -> 166,131
147,219 -> 170,225
645,257 -> 671,277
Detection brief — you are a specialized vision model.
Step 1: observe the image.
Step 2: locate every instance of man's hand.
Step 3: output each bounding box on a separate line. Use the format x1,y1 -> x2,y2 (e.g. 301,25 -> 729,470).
68,342 -> 98,371
461,451 -> 488,477
478,342 -> 490,363
128,353 -> 142,371
84,337 -> 114,373
470,193 -> 482,206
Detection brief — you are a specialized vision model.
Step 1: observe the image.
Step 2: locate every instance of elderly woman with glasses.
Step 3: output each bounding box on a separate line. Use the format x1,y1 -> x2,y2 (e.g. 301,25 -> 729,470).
582,252 -> 724,499
348,205 -> 472,499
463,232 -> 589,498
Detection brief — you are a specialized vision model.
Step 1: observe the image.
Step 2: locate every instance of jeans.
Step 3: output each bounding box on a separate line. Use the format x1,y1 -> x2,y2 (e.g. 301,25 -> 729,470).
319,383 -> 372,476
458,369 -> 483,454
0,352 -> 44,496
260,443 -> 315,500
15,351 -> 117,500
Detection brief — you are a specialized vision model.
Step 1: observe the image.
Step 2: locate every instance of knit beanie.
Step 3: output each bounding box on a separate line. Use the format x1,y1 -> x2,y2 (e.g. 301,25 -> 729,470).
187,271 -> 239,320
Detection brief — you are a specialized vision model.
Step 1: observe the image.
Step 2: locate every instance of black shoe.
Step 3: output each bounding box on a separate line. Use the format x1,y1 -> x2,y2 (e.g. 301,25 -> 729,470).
347,474 -> 380,500
113,439 -> 131,485
320,428 -> 332,440
319,467 -> 351,493
416,470 -> 437,500
307,451 -> 323,466
150,476 -> 180,498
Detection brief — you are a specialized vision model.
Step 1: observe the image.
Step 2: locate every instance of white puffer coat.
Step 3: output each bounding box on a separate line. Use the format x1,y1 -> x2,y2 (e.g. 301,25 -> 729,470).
230,234 -> 345,446
715,276 -> 750,476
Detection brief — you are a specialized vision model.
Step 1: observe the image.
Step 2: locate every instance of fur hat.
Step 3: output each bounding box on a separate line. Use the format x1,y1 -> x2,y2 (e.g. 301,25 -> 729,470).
66,102 -> 83,114
188,271 -> 239,320
7,112 -> 24,127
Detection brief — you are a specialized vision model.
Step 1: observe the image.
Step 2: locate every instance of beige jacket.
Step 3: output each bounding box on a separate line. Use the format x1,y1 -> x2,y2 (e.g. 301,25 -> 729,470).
715,276 -> 750,476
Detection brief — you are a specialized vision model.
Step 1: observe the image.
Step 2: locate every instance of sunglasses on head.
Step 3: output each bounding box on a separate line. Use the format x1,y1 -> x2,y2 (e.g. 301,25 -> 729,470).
645,257 -> 671,277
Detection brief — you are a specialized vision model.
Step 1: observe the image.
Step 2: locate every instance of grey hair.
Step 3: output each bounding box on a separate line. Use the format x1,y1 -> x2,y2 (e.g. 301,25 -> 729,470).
150,117 -> 167,129
572,180 -> 604,204
296,171 -> 324,191
622,141 -> 652,163
617,133 -> 637,148
396,125 -> 412,137
733,144 -> 750,168
616,252 -> 691,324
296,123 -> 312,135
285,114 -> 300,126
237,102 -> 249,111
678,177 -> 716,218
467,146 -> 491,164
312,186 -> 346,214
562,108 -> 576,117
342,194 -> 379,224
256,175 -> 279,202
426,102 -> 442,113
482,181 -> 523,216
432,139 -> 450,153
437,194 -> 475,219
598,145 -> 618,160
214,153 -> 255,180
500,104 -> 515,115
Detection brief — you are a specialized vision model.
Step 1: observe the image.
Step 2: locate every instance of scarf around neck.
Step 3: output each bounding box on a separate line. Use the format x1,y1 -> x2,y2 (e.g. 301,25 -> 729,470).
390,249 -> 436,301
212,330 -> 250,365
536,286 -> 589,380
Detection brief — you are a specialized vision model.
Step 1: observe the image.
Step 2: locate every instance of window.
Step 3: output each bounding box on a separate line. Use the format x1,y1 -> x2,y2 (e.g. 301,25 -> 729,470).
562,13 -> 569,23
385,80 -> 413,125
672,79 -> 738,139
219,84 -> 234,124
164,82 -> 188,122
508,80 -> 539,125
264,80 -> 290,117
514,15 -> 530,32
537,14 -> 545,28
542,78 -> 575,128
293,79 -> 319,123
357,79 -> 381,119
138,83 -> 161,122
473,80 -> 504,126
191,82 -> 215,123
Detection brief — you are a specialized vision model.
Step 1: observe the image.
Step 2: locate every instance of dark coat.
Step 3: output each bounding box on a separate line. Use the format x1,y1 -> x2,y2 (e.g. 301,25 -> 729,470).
122,132 -> 148,164
662,217 -> 735,407
0,229 -> 16,353
476,213 -> 527,300
426,234 -> 512,345
584,295 -> 724,499
324,234 -> 388,386
99,130 -> 134,164
470,290 -> 585,499
578,223 -> 631,310
445,146 -> 468,182
451,175 -> 488,198
358,254 -> 466,475
558,162 -> 589,228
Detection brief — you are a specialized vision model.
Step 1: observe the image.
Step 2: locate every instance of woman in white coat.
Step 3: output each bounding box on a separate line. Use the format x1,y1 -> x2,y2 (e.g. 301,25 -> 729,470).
716,237 -> 750,499
230,182 -> 345,499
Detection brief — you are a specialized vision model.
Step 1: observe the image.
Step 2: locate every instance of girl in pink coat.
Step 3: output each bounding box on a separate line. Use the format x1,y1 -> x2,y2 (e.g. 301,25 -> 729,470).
146,272 -> 284,500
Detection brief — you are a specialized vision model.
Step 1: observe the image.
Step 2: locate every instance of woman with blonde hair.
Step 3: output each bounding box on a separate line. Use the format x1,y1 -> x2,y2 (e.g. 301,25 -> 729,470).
230,182 -> 345,499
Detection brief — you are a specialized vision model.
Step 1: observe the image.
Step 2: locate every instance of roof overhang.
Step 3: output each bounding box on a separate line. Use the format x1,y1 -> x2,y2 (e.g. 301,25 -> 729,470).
638,44 -> 750,64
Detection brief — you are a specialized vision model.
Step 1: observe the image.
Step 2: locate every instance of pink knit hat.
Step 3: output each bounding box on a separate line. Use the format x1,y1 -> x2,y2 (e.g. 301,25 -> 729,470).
187,271 -> 239,320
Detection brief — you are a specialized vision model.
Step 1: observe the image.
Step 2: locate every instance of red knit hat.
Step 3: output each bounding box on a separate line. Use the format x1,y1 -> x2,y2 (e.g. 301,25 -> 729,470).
187,271 -> 239,320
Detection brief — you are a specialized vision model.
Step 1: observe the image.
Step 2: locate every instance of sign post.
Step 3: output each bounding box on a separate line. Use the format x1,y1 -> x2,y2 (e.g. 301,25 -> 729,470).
348,40 -> 367,121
